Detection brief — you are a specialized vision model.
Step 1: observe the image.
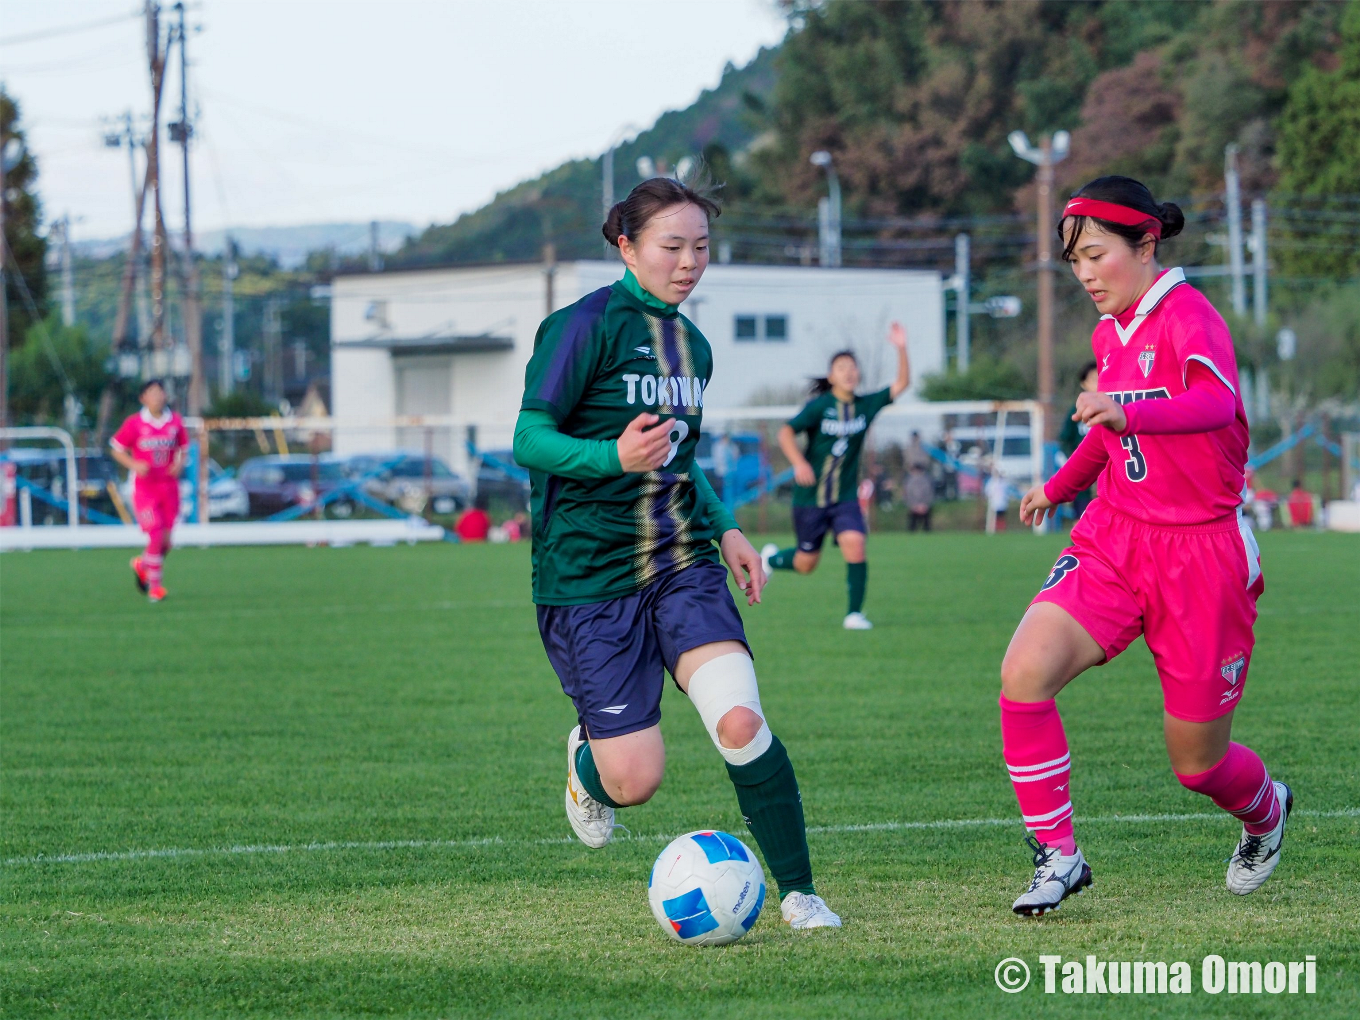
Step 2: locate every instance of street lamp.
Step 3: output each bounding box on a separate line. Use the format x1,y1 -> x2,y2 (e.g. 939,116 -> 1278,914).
1008,129 -> 1069,440
809,150 -> 841,268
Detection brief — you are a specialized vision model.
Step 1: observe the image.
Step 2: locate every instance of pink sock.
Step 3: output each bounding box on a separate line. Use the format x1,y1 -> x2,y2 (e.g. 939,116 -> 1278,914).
1000,695 -> 1076,855
144,531 -> 169,586
1177,742 -> 1280,834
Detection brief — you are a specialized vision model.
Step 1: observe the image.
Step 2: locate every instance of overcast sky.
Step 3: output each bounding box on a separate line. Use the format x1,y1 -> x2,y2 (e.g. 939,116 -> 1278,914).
1,0 -> 787,243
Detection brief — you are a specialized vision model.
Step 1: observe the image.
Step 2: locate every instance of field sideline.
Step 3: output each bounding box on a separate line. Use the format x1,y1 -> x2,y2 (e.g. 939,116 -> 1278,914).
2,532 -> 1357,1018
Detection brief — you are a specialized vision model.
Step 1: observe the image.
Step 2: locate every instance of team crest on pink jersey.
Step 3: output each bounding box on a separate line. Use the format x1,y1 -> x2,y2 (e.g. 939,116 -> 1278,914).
1138,348 -> 1156,378
1220,655 -> 1245,686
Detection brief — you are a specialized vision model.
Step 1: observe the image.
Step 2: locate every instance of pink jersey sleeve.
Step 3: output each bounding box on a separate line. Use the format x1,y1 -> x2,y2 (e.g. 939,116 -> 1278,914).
1119,362 -> 1236,437
172,413 -> 190,448
1044,430 -> 1109,504
1165,289 -> 1240,394
110,414 -> 139,451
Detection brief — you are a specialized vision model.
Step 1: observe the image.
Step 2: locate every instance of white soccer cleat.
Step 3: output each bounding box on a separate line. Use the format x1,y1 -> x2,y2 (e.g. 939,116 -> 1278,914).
565,725 -> 615,849
780,891 -> 842,930
1226,781 -> 1293,895
1012,837 -> 1092,917
760,543 -> 778,579
843,611 -> 873,630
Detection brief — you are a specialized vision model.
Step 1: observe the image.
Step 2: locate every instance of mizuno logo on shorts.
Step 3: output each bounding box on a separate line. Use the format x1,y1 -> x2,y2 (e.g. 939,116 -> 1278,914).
600,704 -> 628,715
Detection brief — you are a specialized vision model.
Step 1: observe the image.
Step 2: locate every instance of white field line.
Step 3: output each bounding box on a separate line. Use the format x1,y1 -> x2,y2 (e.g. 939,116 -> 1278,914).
4,808 -> 1356,869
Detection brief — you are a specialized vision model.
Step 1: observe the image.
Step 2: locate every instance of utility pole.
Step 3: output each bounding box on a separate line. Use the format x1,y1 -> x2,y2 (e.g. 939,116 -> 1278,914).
600,124 -> 640,259
810,151 -> 842,267
219,237 -> 236,396
145,1 -> 170,360
171,0 -> 204,414
0,127 -> 9,431
543,242 -> 557,317
1251,198 -> 1267,328
1224,144 -> 1246,317
953,232 -> 971,372
263,298 -> 282,406
368,220 -> 382,272
55,215 -> 75,326
1009,130 -> 1070,440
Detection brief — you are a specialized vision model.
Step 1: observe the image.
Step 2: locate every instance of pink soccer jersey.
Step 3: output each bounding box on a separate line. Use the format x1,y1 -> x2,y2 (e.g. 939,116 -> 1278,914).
111,408 -> 188,486
1067,268 -> 1249,526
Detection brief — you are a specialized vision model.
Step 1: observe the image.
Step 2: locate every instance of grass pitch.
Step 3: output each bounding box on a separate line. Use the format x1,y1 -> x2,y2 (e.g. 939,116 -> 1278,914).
2,531 -> 1357,1018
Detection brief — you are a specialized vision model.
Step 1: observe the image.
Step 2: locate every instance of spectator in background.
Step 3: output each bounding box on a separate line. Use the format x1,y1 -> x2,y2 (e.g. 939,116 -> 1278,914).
905,466 -> 935,531
1057,361 -> 1100,520
905,430 -> 931,473
1286,479 -> 1314,528
985,467 -> 1009,532
455,494 -> 492,542
711,430 -> 738,504
941,428 -> 960,501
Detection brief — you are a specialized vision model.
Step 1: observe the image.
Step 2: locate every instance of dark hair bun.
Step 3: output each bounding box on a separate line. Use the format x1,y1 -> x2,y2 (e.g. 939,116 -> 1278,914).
602,203 -> 627,247
1157,202 -> 1184,240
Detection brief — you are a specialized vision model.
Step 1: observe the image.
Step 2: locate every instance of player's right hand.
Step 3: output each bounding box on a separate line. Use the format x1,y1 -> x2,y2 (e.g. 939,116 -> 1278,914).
792,461 -> 817,487
1018,483 -> 1054,526
617,413 -> 677,473
131,462 -> 150,477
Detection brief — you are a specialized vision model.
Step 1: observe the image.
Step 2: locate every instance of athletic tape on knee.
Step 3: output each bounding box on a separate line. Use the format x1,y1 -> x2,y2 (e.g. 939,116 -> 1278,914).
686,652 -> 772,766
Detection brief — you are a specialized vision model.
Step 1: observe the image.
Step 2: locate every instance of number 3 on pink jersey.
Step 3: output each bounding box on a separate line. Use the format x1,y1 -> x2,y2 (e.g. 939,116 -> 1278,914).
1120,434 -> 1148,482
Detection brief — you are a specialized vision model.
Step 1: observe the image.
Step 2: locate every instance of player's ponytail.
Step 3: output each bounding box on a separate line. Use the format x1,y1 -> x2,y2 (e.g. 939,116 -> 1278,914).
1059,175 -> 1182,262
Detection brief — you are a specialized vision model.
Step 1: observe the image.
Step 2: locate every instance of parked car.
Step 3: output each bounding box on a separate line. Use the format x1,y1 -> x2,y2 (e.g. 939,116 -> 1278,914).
237,455 -> 354,518
116,457 -> 252,521
344,452 -> 472,515
1,448 -> 123,524
474,449 -> 530,510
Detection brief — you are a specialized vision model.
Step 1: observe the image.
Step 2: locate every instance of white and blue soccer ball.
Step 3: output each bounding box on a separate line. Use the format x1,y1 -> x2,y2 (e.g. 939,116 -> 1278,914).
648,830 -> 766,946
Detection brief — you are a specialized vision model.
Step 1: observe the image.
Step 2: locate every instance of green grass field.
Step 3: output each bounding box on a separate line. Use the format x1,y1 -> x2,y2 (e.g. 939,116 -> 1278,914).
2,531 -> 1357,1018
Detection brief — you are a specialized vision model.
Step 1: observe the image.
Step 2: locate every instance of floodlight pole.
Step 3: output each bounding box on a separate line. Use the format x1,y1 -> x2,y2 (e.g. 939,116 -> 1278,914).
954,233 -> 971,372
1224,145 -> 1246,317
810,151 -> 842,267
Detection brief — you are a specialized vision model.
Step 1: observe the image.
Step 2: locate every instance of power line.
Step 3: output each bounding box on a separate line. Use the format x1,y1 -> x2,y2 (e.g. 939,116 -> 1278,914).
0,9 -> 139,47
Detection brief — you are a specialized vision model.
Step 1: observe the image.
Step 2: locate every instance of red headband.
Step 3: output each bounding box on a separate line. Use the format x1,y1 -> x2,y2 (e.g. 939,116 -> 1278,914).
1061,197 -> 1162,237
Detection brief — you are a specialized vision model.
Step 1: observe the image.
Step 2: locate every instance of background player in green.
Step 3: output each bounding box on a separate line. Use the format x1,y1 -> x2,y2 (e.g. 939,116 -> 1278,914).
762,328 -> 911,630
513,176 -> 841,929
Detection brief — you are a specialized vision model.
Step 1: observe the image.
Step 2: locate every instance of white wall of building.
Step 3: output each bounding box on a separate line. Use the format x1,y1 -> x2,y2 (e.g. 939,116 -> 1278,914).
332,260 -> 945,464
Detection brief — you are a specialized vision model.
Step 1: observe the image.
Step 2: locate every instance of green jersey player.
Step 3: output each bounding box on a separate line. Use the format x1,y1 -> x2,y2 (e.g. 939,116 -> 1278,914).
763,330 -> 911,629
513,176 -> 840,929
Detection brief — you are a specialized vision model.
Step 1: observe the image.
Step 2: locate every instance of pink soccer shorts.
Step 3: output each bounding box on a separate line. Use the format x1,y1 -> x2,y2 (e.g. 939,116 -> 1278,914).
133,479 -> 180,537
1031,499 -> 1264,722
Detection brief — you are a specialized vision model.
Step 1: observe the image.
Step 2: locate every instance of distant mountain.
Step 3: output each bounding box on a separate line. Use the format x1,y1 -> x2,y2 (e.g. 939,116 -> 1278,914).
72,221 -> 417,269
388,47 -> 780,269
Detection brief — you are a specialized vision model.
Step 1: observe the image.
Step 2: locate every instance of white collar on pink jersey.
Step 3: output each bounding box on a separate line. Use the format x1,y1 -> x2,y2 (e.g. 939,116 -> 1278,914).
139,407 -> 174,427
1101,267 -> 1186,346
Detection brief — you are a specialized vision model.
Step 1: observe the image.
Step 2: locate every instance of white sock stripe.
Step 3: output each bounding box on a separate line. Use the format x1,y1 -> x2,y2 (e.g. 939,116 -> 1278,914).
1021,802 -> 1073,824
1237,777 -> 1275,820
1006,753 -> 1070,774
1009,765 -> 1071,784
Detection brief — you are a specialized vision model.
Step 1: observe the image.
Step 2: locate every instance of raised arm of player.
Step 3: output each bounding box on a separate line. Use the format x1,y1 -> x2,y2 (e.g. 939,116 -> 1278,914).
887,321 -> 912,399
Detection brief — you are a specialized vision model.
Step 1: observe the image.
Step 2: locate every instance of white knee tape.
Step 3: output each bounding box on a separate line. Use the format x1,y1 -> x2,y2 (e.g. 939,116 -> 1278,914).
686,652 -> 771,766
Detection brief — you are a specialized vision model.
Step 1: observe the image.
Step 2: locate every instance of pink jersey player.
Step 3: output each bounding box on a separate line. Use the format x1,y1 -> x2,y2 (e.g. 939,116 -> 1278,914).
110,380 -> 187,602
996,177 -> 1290,919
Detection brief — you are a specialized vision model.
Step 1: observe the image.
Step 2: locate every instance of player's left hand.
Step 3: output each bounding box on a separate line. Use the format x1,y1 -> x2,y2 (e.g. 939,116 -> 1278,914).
719,529 -> 765,606
1074,391 -> 1127,433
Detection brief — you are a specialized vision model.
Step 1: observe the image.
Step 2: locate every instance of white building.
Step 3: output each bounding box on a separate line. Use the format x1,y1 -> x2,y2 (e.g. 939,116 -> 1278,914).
330,260 -> 945,470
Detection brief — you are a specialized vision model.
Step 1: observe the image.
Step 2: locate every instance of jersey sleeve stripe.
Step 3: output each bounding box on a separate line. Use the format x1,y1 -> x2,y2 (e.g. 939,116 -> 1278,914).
1183,353 -> 1236,394
534,286 -> 612,411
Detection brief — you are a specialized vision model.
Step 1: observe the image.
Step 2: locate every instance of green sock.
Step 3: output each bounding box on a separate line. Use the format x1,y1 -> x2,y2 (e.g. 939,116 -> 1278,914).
574,741 -> 623,809
725,734 -> 815,899
768,547 -> 798,571
847,561 -> 867,614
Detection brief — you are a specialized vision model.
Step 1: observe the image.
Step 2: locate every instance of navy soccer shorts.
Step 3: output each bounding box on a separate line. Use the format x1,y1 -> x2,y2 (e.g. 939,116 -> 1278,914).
536,560 -> 750,739
792,500 -> 867,554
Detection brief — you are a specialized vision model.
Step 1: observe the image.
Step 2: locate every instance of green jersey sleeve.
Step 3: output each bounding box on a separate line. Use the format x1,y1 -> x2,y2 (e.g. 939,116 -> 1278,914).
787,395 -> 824,433
520,289 -> 612,423
512,409 -> 622,479
860,386 -> 895,422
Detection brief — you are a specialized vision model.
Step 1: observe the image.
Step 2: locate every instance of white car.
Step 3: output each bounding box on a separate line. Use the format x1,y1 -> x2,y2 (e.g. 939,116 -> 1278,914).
120,459 -> 251,521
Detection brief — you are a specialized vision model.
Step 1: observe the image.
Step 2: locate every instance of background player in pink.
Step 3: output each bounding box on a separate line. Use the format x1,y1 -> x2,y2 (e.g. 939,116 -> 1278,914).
110,379 -> 188,603
1000,176 -> 1291,916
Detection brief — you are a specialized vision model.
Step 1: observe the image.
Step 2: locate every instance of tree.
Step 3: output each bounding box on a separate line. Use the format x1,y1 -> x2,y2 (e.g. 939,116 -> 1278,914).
7,314 -> 109,427
1275,0 -> 1360,279
2,88 -> 47,348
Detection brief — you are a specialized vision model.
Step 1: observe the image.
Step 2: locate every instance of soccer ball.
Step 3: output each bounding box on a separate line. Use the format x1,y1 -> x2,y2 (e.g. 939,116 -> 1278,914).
648,830 -> 766,946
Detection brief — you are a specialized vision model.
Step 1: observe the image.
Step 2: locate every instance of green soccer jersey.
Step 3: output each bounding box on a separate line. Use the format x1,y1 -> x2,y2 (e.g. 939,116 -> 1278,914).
520,274 -> 720,606
788,387 -> 894,508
